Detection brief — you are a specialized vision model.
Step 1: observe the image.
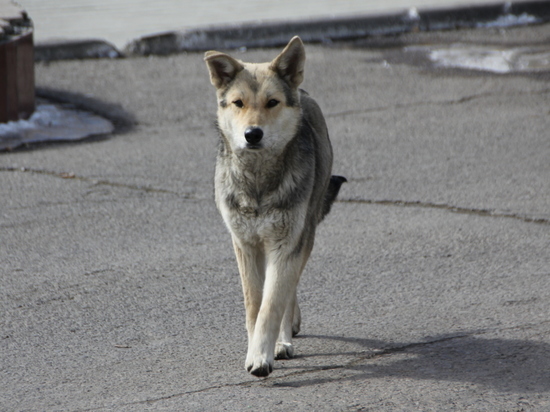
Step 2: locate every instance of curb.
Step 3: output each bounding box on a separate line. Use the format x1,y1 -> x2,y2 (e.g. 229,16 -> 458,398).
125,0 -> 550,55
34,0 -> 550,61
34,39 -> 122,62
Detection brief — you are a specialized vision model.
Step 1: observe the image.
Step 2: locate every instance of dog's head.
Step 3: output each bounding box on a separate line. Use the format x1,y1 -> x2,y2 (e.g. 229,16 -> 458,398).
205,36 -> 305,154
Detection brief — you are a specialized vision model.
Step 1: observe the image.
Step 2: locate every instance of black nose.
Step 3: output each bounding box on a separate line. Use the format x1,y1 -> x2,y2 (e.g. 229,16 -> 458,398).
244,127 -> 263,145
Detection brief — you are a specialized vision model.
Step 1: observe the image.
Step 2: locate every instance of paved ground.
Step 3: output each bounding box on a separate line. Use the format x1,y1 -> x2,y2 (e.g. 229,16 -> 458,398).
1,21 -> 550,411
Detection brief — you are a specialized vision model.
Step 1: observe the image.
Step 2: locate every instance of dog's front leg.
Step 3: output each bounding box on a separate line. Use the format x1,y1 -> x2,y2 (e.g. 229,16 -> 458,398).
246,252 -> 302,377
232,239 -> 265,347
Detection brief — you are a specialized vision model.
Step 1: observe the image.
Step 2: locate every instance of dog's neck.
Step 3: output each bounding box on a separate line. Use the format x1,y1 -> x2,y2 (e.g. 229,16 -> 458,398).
221,135 -> 306,197
216,119 -> 316,215
227,145 -> 289,195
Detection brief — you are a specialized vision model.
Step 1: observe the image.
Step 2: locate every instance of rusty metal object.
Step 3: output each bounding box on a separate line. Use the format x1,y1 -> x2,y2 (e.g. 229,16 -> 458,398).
0,1 -> 34,122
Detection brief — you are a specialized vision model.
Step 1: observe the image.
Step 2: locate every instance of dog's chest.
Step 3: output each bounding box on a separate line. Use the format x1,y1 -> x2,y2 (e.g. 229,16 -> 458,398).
214,151 -> 311,244
218,189 -> 292,243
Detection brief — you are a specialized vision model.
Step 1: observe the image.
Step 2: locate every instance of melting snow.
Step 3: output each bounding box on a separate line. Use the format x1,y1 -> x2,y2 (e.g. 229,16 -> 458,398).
426,45 -> 550,73
0,103 -> 114,150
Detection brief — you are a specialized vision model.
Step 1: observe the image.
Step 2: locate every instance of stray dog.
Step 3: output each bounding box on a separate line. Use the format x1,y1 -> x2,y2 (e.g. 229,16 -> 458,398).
204,36 -> 346,377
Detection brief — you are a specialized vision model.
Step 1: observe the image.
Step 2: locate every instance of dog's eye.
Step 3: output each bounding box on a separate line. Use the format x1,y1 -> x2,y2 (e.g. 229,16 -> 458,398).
233,100 -> 244,108
266,99 -> 279,108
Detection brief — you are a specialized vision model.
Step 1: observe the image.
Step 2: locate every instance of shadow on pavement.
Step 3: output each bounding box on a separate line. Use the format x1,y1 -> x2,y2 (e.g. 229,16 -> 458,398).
36,87 -> 137,133
277,333 -> 550,393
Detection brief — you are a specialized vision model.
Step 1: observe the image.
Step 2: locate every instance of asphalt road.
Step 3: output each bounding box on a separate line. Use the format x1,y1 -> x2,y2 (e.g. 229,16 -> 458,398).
1,23 -> 550,411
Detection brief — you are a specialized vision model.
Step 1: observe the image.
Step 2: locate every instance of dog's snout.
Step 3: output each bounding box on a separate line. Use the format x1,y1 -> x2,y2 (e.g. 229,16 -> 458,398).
244,127 -> 263,145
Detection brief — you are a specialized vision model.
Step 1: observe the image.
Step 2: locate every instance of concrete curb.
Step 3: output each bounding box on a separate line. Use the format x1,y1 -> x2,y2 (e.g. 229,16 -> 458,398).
125,0 -> 550,55
34,0 -> 550,61
34,39 -> 122,62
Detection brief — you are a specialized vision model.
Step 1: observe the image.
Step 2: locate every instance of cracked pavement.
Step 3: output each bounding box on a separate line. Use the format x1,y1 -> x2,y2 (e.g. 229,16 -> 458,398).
1,23 -> 550,411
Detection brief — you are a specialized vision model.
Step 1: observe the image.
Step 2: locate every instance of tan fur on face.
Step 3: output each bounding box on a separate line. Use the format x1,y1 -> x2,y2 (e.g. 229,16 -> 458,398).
205,38 -> 306,155
215,62 -> 302,154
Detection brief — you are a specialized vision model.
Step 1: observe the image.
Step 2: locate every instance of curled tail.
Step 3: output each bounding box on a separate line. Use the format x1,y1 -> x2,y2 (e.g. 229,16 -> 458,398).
321,175 -> 347,219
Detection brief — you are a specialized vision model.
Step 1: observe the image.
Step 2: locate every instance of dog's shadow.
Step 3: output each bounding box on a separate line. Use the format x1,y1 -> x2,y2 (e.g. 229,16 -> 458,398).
275,333 -> 550,393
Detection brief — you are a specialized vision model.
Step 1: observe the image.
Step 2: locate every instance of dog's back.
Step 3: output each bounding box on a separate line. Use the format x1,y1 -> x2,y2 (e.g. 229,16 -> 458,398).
300,89 -> 346,224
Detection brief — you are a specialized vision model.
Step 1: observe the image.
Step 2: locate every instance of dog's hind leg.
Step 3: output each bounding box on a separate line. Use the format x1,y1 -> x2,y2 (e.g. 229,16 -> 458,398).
275,291 -> 297,359
275,239 -> 312,359
292,298 -> 301,337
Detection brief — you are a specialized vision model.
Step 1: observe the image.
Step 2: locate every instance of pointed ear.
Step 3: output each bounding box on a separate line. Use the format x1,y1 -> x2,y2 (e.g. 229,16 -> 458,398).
270,36 -> 305,88
204,51 -> 244,89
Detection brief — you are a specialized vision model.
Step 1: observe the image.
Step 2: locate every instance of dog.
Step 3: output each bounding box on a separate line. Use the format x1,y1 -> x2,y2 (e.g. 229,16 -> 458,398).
204,36 -> 346,377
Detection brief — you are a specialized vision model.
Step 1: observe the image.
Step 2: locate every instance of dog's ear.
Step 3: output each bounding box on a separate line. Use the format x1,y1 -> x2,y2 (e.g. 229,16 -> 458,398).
204,51 -> 244,89
270,36 -> 305,88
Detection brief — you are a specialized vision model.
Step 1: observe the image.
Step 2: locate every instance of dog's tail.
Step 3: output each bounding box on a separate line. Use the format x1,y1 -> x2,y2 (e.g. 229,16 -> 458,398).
322,175 -> 347,219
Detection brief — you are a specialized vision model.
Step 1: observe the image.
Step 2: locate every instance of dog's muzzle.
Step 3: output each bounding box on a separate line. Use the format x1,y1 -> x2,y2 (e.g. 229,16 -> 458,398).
244,127 -> 263,146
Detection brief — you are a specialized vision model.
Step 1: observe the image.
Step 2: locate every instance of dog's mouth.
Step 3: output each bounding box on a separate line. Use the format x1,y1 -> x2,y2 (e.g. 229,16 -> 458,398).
245,143 -> 263,150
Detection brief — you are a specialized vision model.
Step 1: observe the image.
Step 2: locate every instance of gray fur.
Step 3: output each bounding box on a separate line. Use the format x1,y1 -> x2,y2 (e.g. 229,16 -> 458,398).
205,36 -> 344,377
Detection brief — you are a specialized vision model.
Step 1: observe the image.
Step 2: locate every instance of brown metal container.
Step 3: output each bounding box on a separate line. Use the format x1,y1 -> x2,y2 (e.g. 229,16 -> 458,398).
0,1 -> 35,122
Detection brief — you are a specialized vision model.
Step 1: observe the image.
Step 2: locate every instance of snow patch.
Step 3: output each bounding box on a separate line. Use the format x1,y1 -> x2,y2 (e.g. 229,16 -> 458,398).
1,104 -> 114,150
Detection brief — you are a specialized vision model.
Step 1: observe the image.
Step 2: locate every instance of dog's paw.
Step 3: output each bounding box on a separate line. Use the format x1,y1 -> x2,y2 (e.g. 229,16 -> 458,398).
245,352 -> 274,377
275,342 -> 294,360
246,358 -> 273,377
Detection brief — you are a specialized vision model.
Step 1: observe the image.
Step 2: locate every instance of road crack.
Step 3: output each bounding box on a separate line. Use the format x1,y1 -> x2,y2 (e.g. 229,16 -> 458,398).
0,166 -> 187,197
326,88 -> 550,118
339,197 -> 550,225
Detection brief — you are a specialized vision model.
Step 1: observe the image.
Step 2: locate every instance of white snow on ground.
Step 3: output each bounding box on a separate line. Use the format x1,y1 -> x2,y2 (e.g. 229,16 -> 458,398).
476,12 -> 540,28
0,104 -> 114,150
427,45 -> 550,73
